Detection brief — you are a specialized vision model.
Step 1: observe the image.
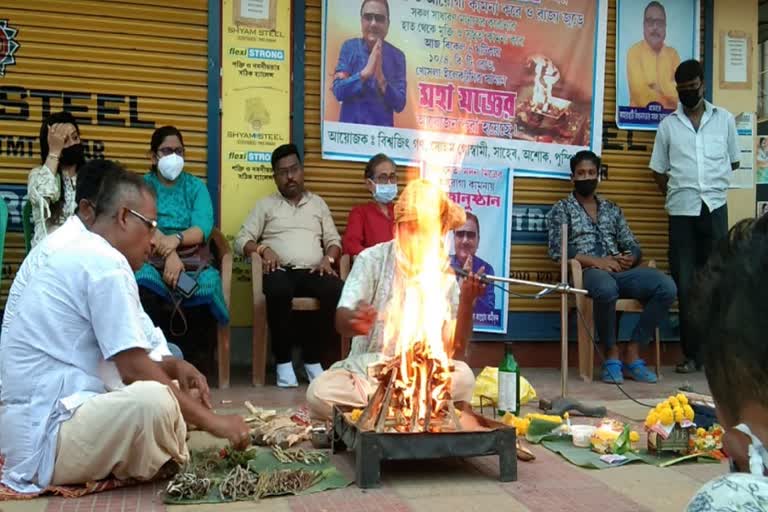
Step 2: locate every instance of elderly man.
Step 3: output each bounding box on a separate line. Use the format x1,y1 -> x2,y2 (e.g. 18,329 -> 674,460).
306,180 -> 486,419
627,1 -> 681,109
650,59 -> 740,373
235,144 -> 343,387
332,0 -> 406,127
0,164 -> 250,494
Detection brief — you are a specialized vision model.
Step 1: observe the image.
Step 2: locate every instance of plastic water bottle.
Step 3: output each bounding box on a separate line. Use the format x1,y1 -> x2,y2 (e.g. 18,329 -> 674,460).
498,343 -> 520,417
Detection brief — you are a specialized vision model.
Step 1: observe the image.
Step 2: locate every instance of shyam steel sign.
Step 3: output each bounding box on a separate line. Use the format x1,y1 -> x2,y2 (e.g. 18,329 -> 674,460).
0,20 -> 20,77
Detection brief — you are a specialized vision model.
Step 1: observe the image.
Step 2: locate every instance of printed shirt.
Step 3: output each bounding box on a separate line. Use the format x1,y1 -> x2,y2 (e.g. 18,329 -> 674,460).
234,191 -> 341,268
686,473 -> 768,511
627,41 -> 681,109
332,38 -> 407,127
342,201 -> 394,256
545,193 -> 641,262
335,241 -> 459,364
0,228 -> 155,493
27,165 -> 77,248
650,101 -> 740,216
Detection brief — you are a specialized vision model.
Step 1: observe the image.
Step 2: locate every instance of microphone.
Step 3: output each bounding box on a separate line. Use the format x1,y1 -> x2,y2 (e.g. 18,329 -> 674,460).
451,266 -> 491,284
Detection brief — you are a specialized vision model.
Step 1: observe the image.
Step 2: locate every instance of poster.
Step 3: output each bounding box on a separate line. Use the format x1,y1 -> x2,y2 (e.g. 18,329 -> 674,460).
421,163 -> 513,334
730,112 -> 754,189
321,0 -> 608,179
615,0 -> 699,130
220,0 -> 291,325
757,133 -> 768,185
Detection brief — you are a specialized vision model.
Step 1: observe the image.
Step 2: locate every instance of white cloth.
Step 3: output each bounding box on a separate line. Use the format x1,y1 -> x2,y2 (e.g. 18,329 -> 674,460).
0,216 -> 171,392
337,241 -> 460,359
0,228 -> 156,493
649,101 -> 740,216
687,473 -> 768,511
27,164 -> 77,248
733,423 -> 768,477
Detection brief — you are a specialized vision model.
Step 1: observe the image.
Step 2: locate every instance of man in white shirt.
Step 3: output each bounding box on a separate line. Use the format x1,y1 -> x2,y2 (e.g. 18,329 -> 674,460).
1,161 -> 203,399
0,165 -> 250,493
649,59 -> 740,374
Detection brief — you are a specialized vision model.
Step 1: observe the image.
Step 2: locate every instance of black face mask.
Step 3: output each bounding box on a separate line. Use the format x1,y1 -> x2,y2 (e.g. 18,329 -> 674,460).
60,143 -> 84,166
574,179 -> 598,197
678,89 -> 702,109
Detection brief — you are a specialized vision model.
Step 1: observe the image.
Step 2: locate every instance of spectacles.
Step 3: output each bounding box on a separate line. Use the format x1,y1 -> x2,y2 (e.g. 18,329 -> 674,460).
644,17 -> 666,28
274,164 -> 302,178
157,147 -> 184,157
454,230 -> 477,241
371,173 -> 397,184
127,208 -> 158,231
362,12 -> 387,23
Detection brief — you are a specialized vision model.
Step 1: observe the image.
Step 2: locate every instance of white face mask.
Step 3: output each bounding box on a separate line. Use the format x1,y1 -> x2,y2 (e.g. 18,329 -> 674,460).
157,154 -> 184,181
733,424 -> 768,476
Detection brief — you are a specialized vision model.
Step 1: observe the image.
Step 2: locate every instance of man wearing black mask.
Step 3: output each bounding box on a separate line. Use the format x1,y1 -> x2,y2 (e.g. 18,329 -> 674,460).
649,59 -> 740,374
547,151 -> 677,384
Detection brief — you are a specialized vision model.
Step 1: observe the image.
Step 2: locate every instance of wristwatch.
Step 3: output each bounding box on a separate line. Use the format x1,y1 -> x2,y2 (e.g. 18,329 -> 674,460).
175,232 -> 184,244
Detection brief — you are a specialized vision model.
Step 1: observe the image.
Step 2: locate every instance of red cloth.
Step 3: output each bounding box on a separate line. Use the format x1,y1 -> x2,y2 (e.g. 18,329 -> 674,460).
342,202 -> 395,256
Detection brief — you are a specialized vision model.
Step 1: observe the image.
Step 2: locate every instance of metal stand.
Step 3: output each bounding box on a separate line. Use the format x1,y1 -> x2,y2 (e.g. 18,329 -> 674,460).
478,225 -> 605,418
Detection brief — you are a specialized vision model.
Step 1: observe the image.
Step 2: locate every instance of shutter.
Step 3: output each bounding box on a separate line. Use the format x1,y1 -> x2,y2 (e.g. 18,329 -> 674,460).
302,0 -> 705,313
0,0 -> 209,302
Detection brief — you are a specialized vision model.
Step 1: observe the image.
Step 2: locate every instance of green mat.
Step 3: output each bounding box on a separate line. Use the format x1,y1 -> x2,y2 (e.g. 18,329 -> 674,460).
164,448 -> 351,504
540,436 -> 720,470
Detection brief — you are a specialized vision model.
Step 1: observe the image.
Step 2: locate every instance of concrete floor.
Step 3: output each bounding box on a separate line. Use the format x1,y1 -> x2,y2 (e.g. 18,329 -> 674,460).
1,367 -> 723,512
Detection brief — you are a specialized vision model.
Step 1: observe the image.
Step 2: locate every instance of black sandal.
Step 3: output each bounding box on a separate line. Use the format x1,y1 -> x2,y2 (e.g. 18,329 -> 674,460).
675,359 -> 699,374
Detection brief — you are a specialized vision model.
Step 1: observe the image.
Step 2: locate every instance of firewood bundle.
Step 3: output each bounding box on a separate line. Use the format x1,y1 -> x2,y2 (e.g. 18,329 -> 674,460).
358,342 -> 461,433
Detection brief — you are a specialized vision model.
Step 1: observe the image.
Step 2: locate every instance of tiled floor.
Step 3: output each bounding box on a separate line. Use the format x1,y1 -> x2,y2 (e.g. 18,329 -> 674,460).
1,367 -> 723,512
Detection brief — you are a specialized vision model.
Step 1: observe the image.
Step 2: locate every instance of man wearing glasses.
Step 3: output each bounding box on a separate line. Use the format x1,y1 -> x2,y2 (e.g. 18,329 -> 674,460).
650,59 -> 740,374
235,144 -> 343,388
626,1 -> 681,110
343,153 -> 397,256
449,212 -> 496,322
332,0 -> 406,127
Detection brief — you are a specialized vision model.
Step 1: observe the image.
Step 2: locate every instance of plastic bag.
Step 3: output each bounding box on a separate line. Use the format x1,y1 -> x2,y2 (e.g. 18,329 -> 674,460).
470,366 -> 537,408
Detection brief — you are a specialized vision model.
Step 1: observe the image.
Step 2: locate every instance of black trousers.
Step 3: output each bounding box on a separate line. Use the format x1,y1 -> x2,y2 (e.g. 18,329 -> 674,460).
668,203 -> 728,363
263,268 -> 344,364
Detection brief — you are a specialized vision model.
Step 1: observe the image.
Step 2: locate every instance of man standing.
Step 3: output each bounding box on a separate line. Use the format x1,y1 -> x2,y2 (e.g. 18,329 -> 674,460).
627,1 -> 681,109
0,166 -> 249,493
649,59 -> 740,373
235,144 -> 343,387
548,151 -> 677,384
332,0 -> 406,127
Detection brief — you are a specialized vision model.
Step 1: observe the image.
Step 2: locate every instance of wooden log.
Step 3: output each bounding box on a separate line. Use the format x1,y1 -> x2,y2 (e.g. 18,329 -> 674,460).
376,366 -> 399,433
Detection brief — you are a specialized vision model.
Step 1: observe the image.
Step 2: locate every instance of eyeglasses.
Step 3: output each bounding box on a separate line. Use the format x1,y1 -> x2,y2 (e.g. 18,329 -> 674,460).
454,230 -> 477,241
127,208 -> 158,231
371,173 -> 397,184
362,12 -> 387,23
274,164 -> 302,178
643,17 -> 666,28
157,147 -> 184,157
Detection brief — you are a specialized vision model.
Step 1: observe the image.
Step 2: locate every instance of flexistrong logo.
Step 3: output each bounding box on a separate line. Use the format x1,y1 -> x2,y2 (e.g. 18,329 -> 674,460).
0,20 -> 20,77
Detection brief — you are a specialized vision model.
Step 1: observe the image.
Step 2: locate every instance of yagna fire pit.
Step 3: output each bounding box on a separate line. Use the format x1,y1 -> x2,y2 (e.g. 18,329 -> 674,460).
331,403 -> 517,488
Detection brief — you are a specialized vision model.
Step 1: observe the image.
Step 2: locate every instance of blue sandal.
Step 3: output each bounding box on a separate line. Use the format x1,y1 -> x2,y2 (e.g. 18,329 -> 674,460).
624,359 -> 657,383
601,359 -> 624,384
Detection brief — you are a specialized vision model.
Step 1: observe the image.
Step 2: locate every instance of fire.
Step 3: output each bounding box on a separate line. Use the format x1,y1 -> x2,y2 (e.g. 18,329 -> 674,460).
358,174 -> 467,433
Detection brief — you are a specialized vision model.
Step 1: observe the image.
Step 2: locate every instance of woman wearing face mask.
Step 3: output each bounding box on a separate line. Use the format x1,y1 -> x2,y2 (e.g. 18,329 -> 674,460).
135,126 -> 229,375
27,112 -> 86,248
342,153 -> 397,256
686,218 -> 768,511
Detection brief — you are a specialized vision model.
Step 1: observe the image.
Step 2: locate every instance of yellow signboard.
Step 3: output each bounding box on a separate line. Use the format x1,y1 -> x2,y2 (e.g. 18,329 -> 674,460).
220,0 -> 292,325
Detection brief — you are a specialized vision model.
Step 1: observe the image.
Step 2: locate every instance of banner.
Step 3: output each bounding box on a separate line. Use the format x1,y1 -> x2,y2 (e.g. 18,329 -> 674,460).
220,0 -> 291,325
322,0 -> 608,179
616,0 -> 699,130
422,163 -> 513,334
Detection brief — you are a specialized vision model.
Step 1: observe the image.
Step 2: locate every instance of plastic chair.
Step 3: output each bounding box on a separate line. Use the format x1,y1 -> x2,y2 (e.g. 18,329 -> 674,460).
22,200 -> 33,254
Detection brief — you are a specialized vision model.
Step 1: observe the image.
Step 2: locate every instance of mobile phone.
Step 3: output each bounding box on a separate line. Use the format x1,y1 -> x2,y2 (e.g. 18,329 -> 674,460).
176,272 -> 199,299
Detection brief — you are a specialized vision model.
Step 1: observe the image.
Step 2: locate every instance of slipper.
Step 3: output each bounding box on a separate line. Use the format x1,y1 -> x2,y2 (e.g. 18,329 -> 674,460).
601,359 -> 624,384
675,359 -> 700,374
624,359 -> 657,383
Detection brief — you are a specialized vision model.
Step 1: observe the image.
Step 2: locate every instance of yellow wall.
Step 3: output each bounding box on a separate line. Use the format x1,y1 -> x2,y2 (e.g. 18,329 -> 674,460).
715,0 -> 759,225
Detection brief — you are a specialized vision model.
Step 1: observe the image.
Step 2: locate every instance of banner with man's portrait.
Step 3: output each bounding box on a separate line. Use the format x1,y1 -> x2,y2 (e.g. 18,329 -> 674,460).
421,163 -> 513,334
616,0 -> 699,131
322,0 -> 608,179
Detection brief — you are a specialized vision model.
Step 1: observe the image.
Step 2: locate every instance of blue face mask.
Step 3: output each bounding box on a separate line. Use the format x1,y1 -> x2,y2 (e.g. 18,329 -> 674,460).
373,183 -> 397,204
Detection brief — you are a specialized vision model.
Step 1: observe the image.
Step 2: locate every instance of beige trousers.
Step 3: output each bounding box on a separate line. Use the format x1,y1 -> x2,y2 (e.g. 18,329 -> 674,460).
306,359 -> 475,419
51,381 -> 190,485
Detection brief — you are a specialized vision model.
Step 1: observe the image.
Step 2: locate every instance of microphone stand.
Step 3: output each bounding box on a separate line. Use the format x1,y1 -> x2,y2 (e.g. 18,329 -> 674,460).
462,224 -> 606,418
